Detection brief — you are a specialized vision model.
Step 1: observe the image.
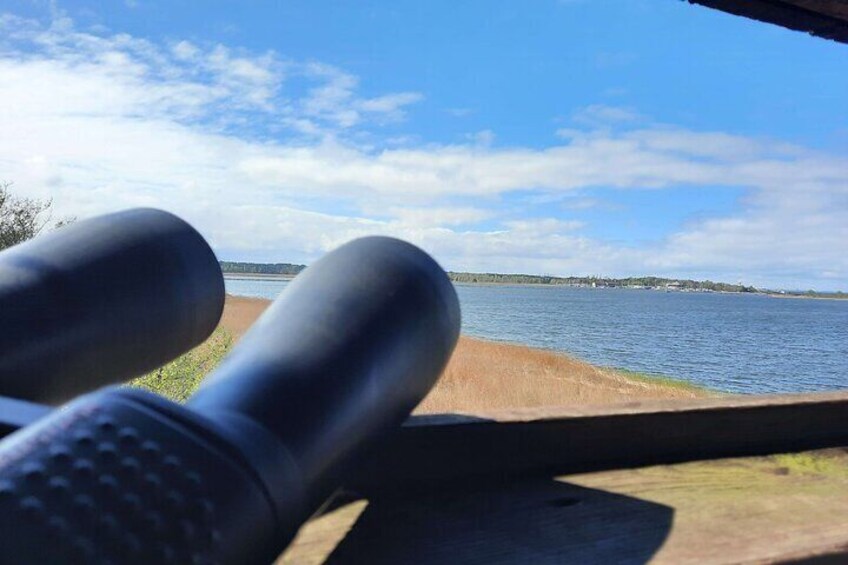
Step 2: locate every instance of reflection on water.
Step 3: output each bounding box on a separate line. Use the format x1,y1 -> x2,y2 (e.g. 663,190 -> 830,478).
225,277 -> 848,394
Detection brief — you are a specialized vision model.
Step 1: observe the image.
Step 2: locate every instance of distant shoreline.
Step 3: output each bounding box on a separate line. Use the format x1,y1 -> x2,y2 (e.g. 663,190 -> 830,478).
223,273 -> 296,281
764,292 -> 848,301
224,273 -> 845,300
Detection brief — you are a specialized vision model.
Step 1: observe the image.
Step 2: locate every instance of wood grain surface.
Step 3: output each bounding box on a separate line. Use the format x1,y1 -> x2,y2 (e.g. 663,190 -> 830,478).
351,392 -> 848,493
277,392 -> 848,563
281,449 -> 848,564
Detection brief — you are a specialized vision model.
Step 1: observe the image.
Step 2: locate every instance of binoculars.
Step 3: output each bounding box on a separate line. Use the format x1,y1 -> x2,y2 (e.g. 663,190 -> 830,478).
0,209 -> 460,564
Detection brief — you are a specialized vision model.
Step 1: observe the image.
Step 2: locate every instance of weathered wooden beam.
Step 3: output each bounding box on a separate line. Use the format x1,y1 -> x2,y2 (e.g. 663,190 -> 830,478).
349,392 -> 848,494
285,447 -> 848,564
688,0 -> 848,44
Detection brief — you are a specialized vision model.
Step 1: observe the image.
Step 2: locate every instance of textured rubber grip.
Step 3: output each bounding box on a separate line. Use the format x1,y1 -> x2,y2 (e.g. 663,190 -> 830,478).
0,236 -> 459,563
0,389 -> 298,565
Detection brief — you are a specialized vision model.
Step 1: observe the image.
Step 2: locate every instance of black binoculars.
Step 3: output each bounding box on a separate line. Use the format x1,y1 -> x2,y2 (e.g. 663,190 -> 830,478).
0,209 -> 460,564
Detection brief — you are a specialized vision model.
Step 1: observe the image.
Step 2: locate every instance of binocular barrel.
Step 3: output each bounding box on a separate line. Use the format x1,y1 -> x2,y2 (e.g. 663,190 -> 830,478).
0,208 -> 225,404
0,235 -> 460,564
189,236 -> 461,502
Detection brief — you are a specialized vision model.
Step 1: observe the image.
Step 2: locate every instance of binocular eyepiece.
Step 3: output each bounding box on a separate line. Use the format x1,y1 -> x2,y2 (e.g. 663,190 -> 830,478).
0,209 -> 460,564
0,208 -> 225,404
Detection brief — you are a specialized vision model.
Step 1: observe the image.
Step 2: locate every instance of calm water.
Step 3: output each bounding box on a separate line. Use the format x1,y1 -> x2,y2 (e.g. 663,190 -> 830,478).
225,277 -> 848,394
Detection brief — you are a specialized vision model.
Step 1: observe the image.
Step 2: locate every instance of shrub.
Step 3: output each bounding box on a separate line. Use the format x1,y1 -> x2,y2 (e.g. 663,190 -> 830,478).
130,329 -> 233,403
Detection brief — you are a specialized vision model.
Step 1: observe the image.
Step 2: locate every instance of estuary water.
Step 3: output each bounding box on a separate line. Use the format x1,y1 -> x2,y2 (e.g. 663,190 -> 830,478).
225,276 -> 848,395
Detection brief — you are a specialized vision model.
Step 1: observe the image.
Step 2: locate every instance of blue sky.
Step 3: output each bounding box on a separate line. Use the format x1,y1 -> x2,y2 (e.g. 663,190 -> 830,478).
1,1 -> 847,289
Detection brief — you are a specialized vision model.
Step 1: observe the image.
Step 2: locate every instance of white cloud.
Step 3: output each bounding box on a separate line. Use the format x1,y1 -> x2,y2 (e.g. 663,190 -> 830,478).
236,130 -> 846,205
385,206 -> 492,226
1,13 -> 846,289
0,14 -> 421,132
296,62 -> 422,130
171,40 -> 199,61
572,104 -> 645,126
357,92 -> 423,116
466,130 -> 496,146
446,107 -> 473,118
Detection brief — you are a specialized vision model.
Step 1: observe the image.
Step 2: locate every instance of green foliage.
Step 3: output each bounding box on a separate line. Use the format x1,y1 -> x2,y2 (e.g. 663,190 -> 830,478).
448,271 -> 758,293
797,290 -> 848,299
612,367 -> 710,393
449,272 -> 561,285
0,181 -> 52,251
130,329 -> 233,403
0,181 -> 76,251
772,451 -> 848,478
219,261 -> 305,275
221,260 -> 766,294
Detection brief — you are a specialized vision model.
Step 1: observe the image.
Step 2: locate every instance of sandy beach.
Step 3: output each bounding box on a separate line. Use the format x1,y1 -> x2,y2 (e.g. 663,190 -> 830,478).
220,295 -> 711,413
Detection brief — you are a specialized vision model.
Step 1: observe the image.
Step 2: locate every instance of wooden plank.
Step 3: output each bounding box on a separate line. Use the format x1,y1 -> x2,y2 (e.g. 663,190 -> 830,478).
565,453 -> 848,564
280,449 -> 848,564
791,0 -> 848,20
687,0 -> 848,44
349,392 -> 848,494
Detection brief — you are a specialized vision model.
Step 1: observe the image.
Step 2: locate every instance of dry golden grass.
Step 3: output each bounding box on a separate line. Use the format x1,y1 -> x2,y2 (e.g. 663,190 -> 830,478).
220,295 -> 710,415
417,336 -> 708,413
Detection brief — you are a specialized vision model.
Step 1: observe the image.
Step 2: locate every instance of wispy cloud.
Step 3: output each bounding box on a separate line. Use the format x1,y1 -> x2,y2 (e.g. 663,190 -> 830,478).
385,206 -> 492,227
571,104 -> 645,126
0,13 -> 420,136
445,107 -> 474,118
296,62 -> 422,131
1,13 -> 846,289
465,130 -> 496,146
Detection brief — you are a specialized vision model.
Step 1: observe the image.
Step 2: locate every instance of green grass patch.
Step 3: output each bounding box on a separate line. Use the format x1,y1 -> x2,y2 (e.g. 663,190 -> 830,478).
772,450 -> 848,478
610,367 -> 713,394
130,328 -> 233,403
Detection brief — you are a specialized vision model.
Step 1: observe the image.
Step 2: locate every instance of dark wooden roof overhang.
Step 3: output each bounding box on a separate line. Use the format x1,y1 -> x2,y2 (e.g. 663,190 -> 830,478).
688,0 -> 848,44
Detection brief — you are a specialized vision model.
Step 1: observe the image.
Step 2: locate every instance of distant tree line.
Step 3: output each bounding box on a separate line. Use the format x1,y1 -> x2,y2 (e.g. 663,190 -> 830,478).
791,290 -> 847,299
219,261 -> 306,275
448,272 -> 564,285
447,272 -> 758,293
220,259 -> 759,293
0,181 -> 74,251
